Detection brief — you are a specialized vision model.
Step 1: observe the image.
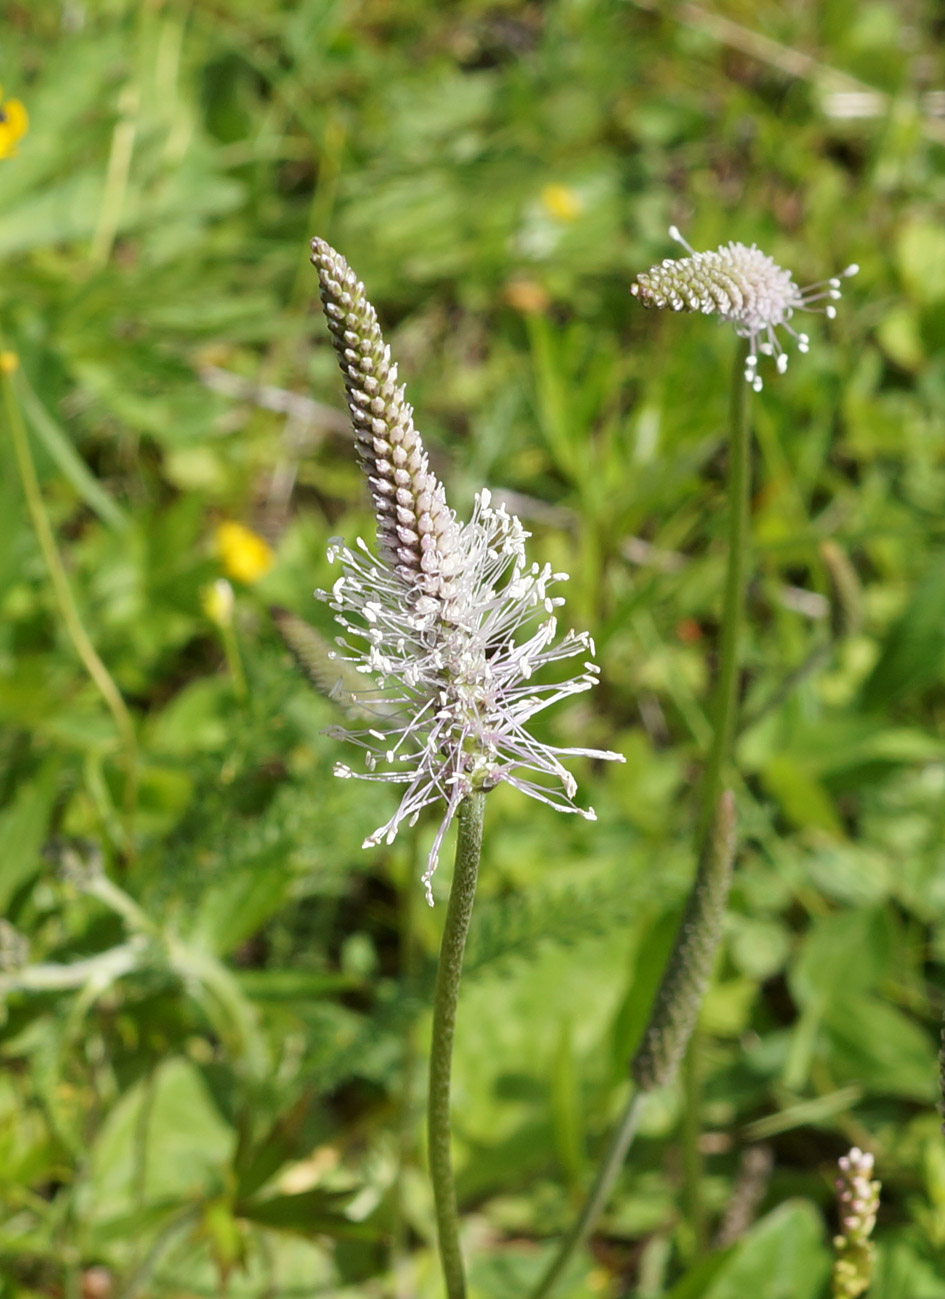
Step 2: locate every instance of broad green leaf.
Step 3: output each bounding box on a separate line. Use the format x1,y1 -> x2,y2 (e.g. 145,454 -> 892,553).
82,1057 -> 234,1223
238,1187 -> 371,1239
824,994 -> 937,1102
860,560 -> 945,711
18,370 -> 128,532
0,760 -> 60,913
234,1093 -> 312,1201
663,1248 -> 736,1299
697,1201 -> 829,1299
550,1017 -> 583,1188
897,220 -> 945,305
790,908 -> 894,1008
872,1237 -> 945,1298
761,753 -> 843,835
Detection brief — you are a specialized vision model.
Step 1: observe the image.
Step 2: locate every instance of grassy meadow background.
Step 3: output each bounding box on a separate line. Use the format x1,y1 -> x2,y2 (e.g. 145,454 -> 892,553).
2,0 -> 945,1295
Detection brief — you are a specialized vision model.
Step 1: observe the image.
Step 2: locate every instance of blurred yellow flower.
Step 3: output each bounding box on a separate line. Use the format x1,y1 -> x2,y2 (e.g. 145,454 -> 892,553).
0,351 -> 19,374
0,88 -> 28,160
215,520 -> 274,584
540,183 -> 583,223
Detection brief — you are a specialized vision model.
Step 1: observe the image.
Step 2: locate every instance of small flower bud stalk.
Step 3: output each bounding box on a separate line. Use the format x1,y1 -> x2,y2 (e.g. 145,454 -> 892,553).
631,227 -> 858,390
631,790 -> 737,1092
832,1147 -> 880,1299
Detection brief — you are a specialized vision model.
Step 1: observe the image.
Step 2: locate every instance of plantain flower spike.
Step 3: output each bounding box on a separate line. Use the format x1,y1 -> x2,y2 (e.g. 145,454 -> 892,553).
631,227 -> 858,391
310,239 -> 623,904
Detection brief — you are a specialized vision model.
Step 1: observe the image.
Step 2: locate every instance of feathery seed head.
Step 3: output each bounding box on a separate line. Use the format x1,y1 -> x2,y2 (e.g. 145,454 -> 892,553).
631,227 -> 858,390
311,241 -> 623,903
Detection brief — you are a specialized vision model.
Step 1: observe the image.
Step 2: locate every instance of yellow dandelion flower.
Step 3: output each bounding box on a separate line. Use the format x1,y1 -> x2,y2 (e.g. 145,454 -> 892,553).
540,183 -> 583,223
215,520 -> 274,584
0,88 -> 29,161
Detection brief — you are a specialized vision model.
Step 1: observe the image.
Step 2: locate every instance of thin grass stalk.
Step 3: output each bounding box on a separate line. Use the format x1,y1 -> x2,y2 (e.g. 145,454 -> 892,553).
1,356 -> 139,838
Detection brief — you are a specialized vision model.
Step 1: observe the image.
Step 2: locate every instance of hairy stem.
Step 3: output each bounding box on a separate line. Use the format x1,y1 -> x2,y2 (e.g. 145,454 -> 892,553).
681,1028 -> 707,1254
631,791 -> 737,1089
696,338 -> 751,841
428,792 -> 485,1299
393,832 -> 422,1297
678,337 -> 750,1248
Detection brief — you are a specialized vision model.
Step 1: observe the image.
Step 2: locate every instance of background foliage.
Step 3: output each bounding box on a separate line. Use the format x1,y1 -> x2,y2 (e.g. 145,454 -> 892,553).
2,1 -> 945,1295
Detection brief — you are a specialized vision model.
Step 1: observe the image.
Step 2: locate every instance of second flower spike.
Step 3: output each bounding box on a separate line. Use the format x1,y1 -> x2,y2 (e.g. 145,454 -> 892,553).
631,226 -> 858,390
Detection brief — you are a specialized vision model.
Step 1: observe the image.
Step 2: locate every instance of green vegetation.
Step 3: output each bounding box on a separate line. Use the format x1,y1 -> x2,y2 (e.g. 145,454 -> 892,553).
2,2 -> 944,1295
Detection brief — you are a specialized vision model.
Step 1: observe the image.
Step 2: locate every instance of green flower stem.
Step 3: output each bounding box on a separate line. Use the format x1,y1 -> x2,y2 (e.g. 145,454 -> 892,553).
528,1091 -> 645,1299
393,831 -> 422,1297
696,338 -> 751,843
428,791 -> 485,1299
527,341 -> 751,1299
681,1028 -> 706,1254
1,359 -> 139,837
529,791 -> 737,1299
678,337 -> 751,1252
